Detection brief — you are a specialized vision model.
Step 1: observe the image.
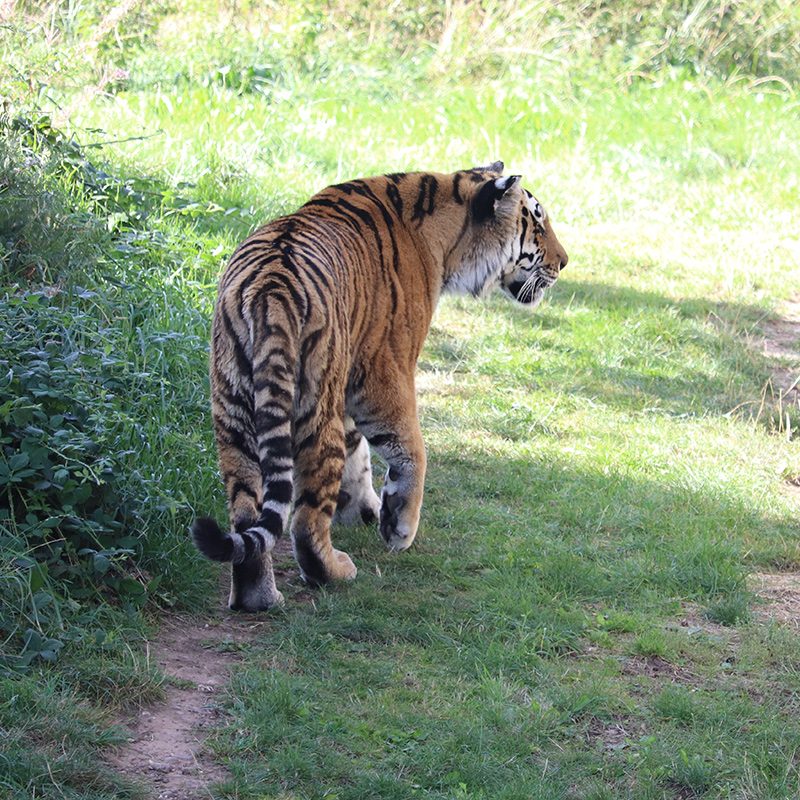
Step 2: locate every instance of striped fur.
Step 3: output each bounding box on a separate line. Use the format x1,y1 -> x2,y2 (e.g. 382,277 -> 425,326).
192,161 -> 568,610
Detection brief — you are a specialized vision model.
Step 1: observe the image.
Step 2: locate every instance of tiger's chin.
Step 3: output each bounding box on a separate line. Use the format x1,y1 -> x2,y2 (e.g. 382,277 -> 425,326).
501,284 -> 547,309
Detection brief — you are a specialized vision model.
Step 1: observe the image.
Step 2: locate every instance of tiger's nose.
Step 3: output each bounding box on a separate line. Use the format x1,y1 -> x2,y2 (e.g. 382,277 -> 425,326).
559,252 -> 568,271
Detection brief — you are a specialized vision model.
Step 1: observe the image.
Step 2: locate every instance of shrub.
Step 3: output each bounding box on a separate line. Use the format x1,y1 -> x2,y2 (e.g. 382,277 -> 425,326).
0,115 -> 213,672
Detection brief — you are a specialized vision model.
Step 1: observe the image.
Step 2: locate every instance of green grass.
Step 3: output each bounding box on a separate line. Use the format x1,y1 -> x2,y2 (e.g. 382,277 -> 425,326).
2,1 -> 800,798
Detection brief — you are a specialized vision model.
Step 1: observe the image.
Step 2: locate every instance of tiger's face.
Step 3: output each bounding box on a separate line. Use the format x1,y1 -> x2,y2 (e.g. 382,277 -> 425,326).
499,188 -> 568,309
447,165 -> 568,307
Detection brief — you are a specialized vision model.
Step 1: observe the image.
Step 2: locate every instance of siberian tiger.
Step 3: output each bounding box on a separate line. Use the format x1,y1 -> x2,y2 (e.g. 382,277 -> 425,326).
192,161 -> 568,610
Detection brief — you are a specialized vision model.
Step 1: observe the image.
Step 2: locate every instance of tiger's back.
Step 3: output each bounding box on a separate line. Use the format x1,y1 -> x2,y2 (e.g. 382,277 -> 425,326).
193,163 -> 568,610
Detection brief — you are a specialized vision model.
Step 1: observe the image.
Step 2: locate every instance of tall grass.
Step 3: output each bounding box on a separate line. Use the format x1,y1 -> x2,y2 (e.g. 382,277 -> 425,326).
3,1 -> 799,110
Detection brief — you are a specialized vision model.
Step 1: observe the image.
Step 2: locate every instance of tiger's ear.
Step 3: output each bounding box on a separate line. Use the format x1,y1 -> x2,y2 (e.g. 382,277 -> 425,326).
472,174 -> 521,222
472,160 -> 504,174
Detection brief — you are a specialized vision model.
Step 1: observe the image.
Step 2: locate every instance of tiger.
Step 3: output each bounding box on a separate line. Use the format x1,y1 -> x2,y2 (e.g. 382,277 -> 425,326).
191,161 -> 568,610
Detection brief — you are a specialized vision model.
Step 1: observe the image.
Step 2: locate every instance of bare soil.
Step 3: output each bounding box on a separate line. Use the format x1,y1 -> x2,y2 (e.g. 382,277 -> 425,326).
670,605 -> 735,641
107,536 -> 299,799
585,715 -> 641,752
107,607 -> 268,800
760,297 -> 800,401
750,572 -> 800,627
105,522 -> 315,798
621,654 -> 698,685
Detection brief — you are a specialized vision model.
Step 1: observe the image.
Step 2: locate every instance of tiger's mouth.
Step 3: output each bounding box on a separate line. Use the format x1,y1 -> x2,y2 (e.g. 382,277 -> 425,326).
503,273 -> 554,306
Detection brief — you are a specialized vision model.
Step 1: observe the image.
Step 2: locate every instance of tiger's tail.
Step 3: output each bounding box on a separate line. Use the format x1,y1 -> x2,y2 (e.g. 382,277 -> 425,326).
193,292 -> 299,565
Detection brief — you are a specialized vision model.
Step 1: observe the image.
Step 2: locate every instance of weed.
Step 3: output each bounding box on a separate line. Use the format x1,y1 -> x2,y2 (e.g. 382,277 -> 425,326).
653,686 -> 697,723
705,593 -> 751,627
633,630 -> 675,660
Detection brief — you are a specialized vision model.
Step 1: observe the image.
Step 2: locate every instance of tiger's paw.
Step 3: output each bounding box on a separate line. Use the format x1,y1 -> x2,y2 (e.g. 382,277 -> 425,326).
358,492 -> 381,525
330,548 -> 358,581
228,586 -> 284,612
380,491 -> 417,552
229,555 -> 284,612
296,545 -> 358,586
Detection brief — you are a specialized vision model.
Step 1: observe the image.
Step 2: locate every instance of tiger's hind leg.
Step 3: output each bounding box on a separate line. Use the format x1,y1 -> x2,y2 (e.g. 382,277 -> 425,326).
230,527 -> 283,611
333,417 -> 381,527
209,292 -> 292,611
291,403 -> 357,587
212,395 -> 284,612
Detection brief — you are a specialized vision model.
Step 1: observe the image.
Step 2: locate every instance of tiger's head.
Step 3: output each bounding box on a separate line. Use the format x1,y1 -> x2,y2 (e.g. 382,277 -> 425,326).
499,185 -> 568,308
444,162 -> 568,309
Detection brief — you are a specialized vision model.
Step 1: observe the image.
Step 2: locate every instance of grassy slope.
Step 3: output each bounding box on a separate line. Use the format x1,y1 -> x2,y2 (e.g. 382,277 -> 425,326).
2,2 -> 800,798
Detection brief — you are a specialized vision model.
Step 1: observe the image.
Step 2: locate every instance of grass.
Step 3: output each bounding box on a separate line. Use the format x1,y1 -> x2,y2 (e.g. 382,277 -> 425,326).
1,1 -> 800,798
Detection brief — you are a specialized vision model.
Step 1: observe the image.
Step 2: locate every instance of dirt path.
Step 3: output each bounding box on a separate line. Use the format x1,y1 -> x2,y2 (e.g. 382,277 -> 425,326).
108,539 -> 297,799
108,537 -> 300,800
108,609 -> 266,799
760,297 -> 800,412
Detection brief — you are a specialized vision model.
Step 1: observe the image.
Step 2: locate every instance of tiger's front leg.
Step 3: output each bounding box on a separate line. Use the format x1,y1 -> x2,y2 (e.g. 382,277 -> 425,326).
352,381 -> 426,552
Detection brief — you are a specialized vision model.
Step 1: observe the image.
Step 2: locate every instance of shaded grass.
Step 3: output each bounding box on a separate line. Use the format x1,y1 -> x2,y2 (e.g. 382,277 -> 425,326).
208,378 -> 798,797
0,670 -> 146,800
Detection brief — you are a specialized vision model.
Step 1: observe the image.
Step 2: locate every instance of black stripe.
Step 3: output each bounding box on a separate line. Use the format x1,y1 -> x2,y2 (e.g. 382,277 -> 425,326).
263,273 -> 306,316
242,531 -> 257,559
294,536 -> 328,586
321,501 -> 336,517
443,211 -> 471,271
295,260 -> 329,309
232,262 -> 263,305
316,197 -> 398,316
252,375 -> 293,402
412,175 -> 438,223
295,489 -> 321,509
215,418 -> 259,464
386,182 -> 403,218
259,434 -> 293,461
368,432 -> 399,450
342,181 -> 396,232
297,327 -> 325,383
231,480 -> 258,502
293,432 -> 316,456
219,307 -> 251,378
256,507 -> 284,534
253,408 -> 289,433
345,428 -> 362,453
303,198 -> 363,235
265,479 -> 293,504
216,380 -> 253,414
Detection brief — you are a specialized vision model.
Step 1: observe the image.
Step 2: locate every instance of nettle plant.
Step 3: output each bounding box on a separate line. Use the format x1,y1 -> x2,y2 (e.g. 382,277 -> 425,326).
0,116 -> 206,672
0,293 -> 153,670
